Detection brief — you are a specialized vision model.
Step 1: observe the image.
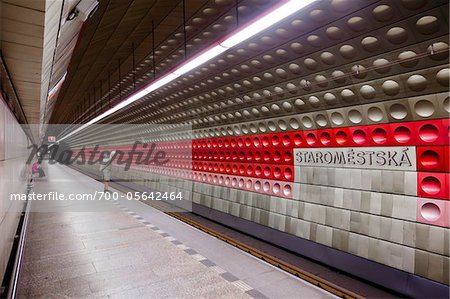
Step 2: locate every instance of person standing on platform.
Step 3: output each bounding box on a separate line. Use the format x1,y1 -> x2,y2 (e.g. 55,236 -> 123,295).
100,151 -> 115,192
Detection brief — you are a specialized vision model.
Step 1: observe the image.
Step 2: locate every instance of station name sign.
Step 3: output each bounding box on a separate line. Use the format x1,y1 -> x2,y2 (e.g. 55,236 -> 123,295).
294,147 -> 416,171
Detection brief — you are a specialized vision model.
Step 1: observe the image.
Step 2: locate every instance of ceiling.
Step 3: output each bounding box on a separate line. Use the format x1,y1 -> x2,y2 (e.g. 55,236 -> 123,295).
49,0 -> 275,124
3,0 -> 447,137
0,0 -> 87,131
0,0 -> 61,124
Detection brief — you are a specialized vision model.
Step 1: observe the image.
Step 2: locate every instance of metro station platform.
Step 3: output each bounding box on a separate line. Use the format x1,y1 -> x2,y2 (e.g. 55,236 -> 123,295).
17,164 -> 334,298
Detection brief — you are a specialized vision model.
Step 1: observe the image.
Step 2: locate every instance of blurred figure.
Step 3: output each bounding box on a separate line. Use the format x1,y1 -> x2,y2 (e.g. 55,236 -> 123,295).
100,151 -> 115,192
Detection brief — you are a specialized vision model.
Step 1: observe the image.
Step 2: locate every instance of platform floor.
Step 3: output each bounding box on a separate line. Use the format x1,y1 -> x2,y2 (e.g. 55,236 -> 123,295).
17,164 -> 334,298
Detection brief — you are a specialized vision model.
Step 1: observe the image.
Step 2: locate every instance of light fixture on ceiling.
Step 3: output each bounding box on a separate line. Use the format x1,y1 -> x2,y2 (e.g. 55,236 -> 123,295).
67,0 -> 99,22
67,10 -> 78,21
58,0 -> 319,142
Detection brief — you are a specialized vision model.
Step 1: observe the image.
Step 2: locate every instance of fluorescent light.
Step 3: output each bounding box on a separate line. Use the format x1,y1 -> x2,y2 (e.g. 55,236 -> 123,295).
58,0 -> 318,142
220,0 -> 317,48
48,72 -> 67,101
173,44 -> 228,76
145,73 -> 179,93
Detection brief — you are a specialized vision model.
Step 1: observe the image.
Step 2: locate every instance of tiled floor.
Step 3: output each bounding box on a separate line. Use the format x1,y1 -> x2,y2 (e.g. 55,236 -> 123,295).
19,209 -> 252,298
17,164 -> 334,298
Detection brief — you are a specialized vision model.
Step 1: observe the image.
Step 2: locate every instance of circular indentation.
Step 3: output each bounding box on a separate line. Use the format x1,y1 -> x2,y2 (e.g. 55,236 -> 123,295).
420,150 -> 440,169
294,99 -> 306,108
389,104 -> 408,119
263,166 -> 271,177
275,28 -> 290,39
290,42 -> 304,53
387,27 -> 408,44
315,75 -> 328,87
331,70 -> 346,83
368,107 -> 384,122
398,50 -> 418,67
351,64 -> 366,79
421,202 -> 441,221
289,118 -> 300,129
341,89 -> 356,102
436,68 -> 450,86
273,167 -> 281,179
309,96 -> 321,107
282,135 -> 291,147
284,168 -> 293,180
326,26 -> 342,40
291,19 -> 304,31
203,7 -> 218,15
324,93 -> 337,105
273,183 -> 281,194
293,134 -> 303,146
444,97 -> 449,112
245,179 -> 252,189
407,74 -> 428,91
304,58 -> 318,70
306,133 -> 317,145
320,52 -> 336,65
300,79 -> 312,91
302,116 -> 313,128
394,126 -> 411,143
348,109 -> 362,124
286,83 -> 297,93
238,178 -> 245,188
373,58 -> 391,73
372,128 -> 387,144
310,9 -> 327,22
331,0 -> 350,11
360,85 -> 376,100
275,68 -> 288,79
307,35 -> 322,47
258,123 -> 267,133
421,176 -> 441,195
315,114 -> 328,127
261,36 -> 275,45
263,73 -> 275,83
339,44 -> 357,59
414,100 -> 435,117
192,17 -> 205,24
347,16 -> 367,31
401,0 -> 426,10
352,129 -> 367,144
289,63 -> 301,74
278,120 -> 288,131
373,5 -> 394,22
283,184 -> 292,196
331,112 -> 344,125
361,36 -> 381,52
382,80 -> 400,96
320,132 -> 331,145
419,124 -> 439,142
416,16 -> 439,35
335,131 -> 347,145
428,42 -> 449,60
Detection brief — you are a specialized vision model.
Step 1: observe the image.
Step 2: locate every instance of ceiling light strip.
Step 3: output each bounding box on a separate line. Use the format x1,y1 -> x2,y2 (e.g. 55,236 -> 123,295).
58,0 -> 318,142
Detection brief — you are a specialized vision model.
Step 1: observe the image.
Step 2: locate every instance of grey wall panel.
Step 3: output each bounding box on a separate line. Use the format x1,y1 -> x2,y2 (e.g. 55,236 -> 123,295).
0,100 -> 28,285
192,203 -> 449,298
